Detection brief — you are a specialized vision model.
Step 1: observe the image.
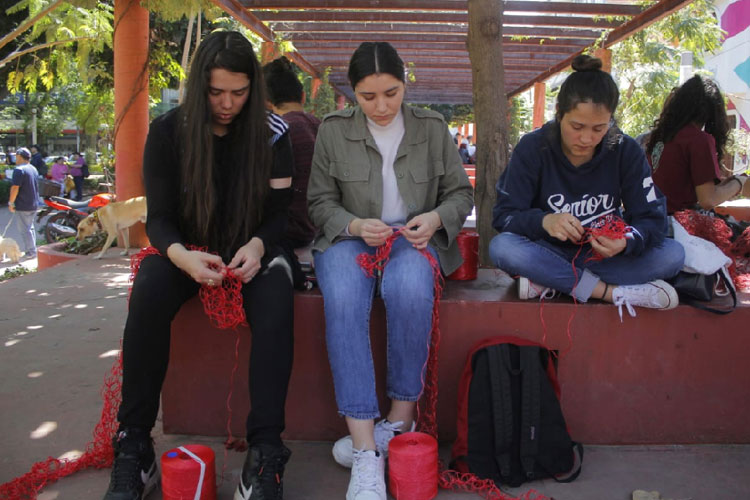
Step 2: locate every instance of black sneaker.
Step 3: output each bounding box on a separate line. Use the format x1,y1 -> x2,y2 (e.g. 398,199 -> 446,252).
103,428 -> 159,500
234,443 -> 292,500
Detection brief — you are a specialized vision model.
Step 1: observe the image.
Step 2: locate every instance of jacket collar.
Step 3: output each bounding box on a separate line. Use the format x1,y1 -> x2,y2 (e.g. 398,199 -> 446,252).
343,104 -> 427,150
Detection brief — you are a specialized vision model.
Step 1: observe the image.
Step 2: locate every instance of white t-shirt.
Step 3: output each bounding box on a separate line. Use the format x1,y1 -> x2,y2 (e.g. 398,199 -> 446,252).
367,111 -> 408,225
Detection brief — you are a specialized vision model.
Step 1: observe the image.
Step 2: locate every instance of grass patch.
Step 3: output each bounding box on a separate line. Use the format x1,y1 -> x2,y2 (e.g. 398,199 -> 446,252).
59,232 -> 109,255
0,266 -> 33,282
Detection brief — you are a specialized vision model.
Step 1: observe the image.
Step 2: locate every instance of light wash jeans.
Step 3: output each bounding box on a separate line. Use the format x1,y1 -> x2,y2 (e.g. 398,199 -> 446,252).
490,232 -> 684,302
15,210 -> 37,256
314,237 -> 438,420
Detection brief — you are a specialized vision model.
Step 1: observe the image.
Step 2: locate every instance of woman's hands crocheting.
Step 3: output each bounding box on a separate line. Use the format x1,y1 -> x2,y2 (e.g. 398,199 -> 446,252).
228,237 -> 265,283
349,218 -> 394,247
402,211 -> 442,249
589,235 -> 626,259
167,244 -> 225,286
543,213 -> 584,242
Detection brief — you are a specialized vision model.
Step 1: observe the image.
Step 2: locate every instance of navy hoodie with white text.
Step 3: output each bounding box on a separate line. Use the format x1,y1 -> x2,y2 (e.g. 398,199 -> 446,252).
492,120 -> 667,256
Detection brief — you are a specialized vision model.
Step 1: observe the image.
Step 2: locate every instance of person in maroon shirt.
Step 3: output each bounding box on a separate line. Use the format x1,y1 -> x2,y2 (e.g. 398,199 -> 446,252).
263,56 -> 320,248
647,75 -> 748,214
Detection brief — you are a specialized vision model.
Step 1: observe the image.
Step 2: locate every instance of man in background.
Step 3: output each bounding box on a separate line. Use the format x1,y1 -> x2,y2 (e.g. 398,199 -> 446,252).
8,147 -> 39,259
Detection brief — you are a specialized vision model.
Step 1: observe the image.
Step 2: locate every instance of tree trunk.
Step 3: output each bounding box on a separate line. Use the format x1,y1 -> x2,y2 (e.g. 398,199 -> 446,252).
178,10 -> 195,103
467,0 -> 508,266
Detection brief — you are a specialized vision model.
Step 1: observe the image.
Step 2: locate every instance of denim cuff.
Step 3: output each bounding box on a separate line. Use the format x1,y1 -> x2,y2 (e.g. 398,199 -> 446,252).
570,268 -> 600,302
386,391 -> 422,403
337,409 -> 381,420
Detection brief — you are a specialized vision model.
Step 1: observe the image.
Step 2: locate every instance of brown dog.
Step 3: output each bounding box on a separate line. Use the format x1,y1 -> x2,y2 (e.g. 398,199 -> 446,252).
77,196 -> 147,259
0,236 -> 22,263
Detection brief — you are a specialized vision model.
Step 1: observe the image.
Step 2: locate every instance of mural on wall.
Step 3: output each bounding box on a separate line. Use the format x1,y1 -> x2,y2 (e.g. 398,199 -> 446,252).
707,0 -> 750,170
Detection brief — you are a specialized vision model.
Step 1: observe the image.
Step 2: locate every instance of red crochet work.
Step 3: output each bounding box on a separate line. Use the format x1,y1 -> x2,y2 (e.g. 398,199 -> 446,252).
674,210 -> 750,291
357,231 -> 551,500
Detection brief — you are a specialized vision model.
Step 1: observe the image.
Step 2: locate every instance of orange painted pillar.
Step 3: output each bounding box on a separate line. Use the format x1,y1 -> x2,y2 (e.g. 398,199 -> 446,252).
533,82 -> 546,129
114,0 -> 149,246
261,42 -> 280,64
594,48 -> 612,73
336,94 -> 346,110
311,78 -> 322,100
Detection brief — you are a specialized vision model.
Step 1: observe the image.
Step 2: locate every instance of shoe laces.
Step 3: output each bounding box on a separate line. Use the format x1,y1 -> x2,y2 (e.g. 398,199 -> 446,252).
351,449 -> 382,495
374,420 -> 403,452
612,284 -> 663,321
256,453 -> 286,496
613,294 -> 636,322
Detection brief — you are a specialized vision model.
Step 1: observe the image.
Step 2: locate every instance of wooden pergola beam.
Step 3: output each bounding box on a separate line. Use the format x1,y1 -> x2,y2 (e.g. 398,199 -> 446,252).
285,32 -> 594,45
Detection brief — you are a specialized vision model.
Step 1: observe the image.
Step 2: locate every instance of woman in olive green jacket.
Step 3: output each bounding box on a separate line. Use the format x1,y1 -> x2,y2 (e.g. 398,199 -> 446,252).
307,42 -> 473,500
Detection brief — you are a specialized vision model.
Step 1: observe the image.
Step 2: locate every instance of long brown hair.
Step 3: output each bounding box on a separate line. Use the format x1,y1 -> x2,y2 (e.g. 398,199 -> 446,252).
178,30 -> 271,254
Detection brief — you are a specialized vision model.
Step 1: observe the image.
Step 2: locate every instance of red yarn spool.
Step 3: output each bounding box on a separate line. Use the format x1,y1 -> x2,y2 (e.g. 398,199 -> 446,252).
388,432 -> 438,500
161,444 -> 217,500
447,230 -> 479,281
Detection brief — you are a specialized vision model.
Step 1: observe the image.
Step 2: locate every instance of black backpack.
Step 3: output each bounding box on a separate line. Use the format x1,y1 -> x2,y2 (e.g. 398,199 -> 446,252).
450,337 -> 583,488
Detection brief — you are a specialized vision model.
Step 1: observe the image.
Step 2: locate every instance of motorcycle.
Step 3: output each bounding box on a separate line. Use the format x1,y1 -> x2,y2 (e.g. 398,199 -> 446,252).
36,193 -> 115,242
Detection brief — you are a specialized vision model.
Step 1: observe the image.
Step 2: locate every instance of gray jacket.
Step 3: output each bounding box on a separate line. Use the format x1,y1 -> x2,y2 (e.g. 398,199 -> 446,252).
308,104 -> 474,275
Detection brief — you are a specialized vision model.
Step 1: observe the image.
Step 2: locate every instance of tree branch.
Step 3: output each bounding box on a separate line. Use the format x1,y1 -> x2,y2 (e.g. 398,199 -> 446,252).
0,0 -> 66,52
0,37 -> 96,69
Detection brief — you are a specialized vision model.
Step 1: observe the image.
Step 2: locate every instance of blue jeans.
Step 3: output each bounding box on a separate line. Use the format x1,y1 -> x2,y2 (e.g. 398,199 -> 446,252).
489,232 -> 684,302
314,237 -> 438,420
15,210 -> 37,255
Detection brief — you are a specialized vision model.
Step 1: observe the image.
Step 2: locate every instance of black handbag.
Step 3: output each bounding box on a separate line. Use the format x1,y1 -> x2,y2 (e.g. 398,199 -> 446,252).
670,267 -> 736,314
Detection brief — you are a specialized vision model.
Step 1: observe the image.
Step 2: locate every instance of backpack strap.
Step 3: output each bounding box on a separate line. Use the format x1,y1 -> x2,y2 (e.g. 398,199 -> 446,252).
551,441 -> 584,483
487,344 -> 514,480
519,346 -> 541,480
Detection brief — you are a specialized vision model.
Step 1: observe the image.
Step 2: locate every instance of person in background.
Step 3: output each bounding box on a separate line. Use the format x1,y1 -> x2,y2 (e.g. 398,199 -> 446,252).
467,134 -> 476,158
308,41 -> 473,500
69,152 -> 85,200
8,147 -> 39,259
102,31 -> 295,500
262,56 -> 320,250
647,75 -> 748,213
30,144 -> 47,178
458,142 -> 472,164
49,156 -> 69,195
490,55 -> 684,319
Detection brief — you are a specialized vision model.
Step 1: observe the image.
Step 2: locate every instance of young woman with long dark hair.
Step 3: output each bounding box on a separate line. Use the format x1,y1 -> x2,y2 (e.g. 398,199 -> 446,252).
490,55 -> 684,318
103,31 -> 295,500
308,41 -> 474,500
647,75 -> 748,213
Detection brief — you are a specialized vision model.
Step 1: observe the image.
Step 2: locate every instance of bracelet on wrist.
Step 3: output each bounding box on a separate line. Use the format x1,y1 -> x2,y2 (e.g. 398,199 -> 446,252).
732,177 -> 743,196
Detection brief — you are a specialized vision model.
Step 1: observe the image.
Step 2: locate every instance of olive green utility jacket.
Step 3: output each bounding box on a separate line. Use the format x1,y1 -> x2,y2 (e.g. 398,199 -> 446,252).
307,104 -> 474,275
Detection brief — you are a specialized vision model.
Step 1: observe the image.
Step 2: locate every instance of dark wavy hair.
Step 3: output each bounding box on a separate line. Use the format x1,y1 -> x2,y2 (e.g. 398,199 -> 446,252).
178,30 -> 271,255
556,55 -> 619,121
263,56 -> 303,106
646,75 -> 728,160
347,42 -> 404,89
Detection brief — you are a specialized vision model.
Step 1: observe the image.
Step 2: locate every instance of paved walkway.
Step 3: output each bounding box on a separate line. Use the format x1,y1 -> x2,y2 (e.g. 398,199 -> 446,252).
1,249 -> 749,499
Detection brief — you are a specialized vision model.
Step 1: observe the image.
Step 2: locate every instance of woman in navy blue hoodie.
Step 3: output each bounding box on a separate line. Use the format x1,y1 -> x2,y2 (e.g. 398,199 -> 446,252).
490,55 -> 684,318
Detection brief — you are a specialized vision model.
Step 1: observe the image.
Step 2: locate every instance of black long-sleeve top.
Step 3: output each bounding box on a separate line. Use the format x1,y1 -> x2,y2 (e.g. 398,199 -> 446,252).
143,107 -> 293,262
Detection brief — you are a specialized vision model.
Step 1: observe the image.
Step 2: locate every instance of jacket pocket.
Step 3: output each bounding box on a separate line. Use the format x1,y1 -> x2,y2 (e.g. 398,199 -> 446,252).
409,160 -> 445,183
330,160 -> 371,182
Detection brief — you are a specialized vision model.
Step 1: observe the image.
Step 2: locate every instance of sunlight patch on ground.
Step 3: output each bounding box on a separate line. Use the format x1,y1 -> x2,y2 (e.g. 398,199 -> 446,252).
28,371 -> 43,378
48,314 -> 62,319
105,295 -> 117,299
58,449 -> 84,461
60,304 -> 73,309
37,491 -> 59,500
5,339 -> 21,346
16,330 -> 28,335
99,349 -> 120,358
30,421 -> 58,439
27,325 -> 43,330
74,304 -> 88,309
25,289 -> 37,294
105,273 -> 132,285
38,292 -> 50,297
96,305 -> 104,309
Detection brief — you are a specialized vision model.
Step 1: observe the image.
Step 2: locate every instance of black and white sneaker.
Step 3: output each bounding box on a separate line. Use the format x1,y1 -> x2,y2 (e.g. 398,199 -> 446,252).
234,443 -> 292,500
103,428 -> 159,500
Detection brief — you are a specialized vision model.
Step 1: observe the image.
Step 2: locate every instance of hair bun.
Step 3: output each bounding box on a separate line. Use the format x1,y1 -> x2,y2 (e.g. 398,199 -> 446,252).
571,54 -> 602,72
268,56 -> 294,75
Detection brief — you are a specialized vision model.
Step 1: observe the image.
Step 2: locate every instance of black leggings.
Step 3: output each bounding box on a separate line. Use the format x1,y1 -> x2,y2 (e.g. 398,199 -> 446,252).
117,252 -> 294,445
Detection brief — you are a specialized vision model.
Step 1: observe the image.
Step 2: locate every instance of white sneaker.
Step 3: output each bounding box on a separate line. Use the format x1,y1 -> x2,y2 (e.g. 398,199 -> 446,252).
332,419 -> 415,468
611,279 -> 678,321
346,449 -> 386,500
518,276 -> 557,300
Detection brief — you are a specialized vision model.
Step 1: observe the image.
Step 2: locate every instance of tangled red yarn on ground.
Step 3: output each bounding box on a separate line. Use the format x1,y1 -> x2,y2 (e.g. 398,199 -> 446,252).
0,350 -> 123,499
357,231 -> 550,500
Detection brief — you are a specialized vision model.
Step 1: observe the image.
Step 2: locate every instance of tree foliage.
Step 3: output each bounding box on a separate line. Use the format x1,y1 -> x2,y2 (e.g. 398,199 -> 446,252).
611,0 -> 724,137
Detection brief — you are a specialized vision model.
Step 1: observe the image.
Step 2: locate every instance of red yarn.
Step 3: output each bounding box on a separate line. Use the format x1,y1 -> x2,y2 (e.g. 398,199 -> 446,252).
357,231 -> 550,500
448,230 -> 480,280
674,210 -> 750,292
0,349 -> 123,499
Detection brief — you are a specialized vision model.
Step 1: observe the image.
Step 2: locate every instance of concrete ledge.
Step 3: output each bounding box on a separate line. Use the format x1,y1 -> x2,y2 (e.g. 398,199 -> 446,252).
37,242 -> 88,270
162,270 -> 750,444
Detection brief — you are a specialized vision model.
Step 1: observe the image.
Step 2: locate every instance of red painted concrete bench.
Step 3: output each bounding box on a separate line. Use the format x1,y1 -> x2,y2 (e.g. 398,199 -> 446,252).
162,269 -> 750,445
